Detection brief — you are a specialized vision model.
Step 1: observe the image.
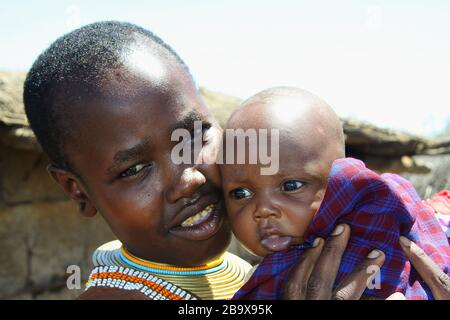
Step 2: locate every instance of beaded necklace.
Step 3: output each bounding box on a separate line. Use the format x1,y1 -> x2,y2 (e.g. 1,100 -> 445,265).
87,240 -> 252,300
86,265 -> 197,300
119,247 -> 227,276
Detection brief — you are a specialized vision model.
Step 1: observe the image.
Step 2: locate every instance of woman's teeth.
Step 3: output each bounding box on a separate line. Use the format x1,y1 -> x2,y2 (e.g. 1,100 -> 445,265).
180,204 -> 214,227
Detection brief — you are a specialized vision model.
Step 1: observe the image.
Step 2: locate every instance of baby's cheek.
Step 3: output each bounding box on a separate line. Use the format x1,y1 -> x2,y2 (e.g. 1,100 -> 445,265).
229,209 -> 251,236
228,209 -> 260,252
284,202 -> 316,237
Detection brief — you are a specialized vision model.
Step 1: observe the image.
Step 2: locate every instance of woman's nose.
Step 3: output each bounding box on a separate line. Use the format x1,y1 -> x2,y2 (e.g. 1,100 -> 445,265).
166,167 -> 206,203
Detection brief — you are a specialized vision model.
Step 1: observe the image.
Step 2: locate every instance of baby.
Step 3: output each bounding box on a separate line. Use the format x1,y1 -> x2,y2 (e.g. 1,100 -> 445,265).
219,87 -> 450,299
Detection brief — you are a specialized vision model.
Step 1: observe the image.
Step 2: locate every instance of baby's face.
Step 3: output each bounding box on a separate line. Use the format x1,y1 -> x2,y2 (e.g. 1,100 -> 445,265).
220,136 -> 332,257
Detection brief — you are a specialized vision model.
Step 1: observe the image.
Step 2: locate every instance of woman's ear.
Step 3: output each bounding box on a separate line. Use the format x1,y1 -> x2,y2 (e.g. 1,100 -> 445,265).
47,164 -> 97,217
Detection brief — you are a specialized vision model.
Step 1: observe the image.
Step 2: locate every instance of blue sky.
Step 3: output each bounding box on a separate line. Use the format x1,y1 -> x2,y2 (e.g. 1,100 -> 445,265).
1,0 -> 449,136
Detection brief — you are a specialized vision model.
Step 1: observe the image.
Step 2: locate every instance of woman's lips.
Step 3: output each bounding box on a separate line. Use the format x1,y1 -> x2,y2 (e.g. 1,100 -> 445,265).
169,201 -> 224,241
260,234 -> 295,252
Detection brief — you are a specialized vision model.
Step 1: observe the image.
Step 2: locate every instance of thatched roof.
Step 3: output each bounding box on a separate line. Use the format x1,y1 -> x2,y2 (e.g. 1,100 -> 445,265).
1,71 -> 449,173
0,72 -> 37,151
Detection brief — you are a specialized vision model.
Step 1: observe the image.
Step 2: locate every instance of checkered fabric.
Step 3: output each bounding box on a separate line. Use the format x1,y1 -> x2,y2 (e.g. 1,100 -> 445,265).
233,158 -> 450,300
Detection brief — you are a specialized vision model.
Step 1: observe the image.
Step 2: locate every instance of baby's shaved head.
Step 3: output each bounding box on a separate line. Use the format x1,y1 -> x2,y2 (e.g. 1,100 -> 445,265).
227,86 -> 345,163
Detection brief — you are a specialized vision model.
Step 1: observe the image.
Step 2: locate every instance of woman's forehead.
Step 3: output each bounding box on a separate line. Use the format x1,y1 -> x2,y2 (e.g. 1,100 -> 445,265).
89,71 -> 208,126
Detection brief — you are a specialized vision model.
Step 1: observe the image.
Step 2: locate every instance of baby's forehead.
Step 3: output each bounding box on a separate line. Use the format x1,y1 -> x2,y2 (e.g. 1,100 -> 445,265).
228,92 -> 323,128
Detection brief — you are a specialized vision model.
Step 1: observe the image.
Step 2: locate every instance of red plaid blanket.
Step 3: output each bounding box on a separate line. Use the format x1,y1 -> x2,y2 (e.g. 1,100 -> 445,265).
233,158 -> 450,300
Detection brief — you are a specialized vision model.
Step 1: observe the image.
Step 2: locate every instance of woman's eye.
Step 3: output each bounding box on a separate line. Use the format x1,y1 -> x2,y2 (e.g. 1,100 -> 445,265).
229,188 -> 253,200
281,180 -> 304,192
120,163 -> 152,178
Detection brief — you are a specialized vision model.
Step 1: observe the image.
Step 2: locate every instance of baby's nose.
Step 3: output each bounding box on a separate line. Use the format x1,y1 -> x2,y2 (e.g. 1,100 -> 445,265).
253,199 -> 281,221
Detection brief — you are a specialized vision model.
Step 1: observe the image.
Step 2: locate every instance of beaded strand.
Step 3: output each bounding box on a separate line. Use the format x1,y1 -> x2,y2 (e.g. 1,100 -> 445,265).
86,266 -> 197,300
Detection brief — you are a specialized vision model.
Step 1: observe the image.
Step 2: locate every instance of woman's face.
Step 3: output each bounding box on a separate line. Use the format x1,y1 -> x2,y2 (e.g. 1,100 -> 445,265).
62,53 -> 231,266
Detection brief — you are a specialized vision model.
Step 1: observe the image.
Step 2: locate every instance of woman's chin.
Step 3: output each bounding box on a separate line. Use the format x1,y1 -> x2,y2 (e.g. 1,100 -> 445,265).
179,222 -> 232,266
203,224 -> 232,263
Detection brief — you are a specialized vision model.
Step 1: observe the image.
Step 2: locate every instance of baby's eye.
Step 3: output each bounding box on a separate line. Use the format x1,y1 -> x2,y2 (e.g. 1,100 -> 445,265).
280,180 -> 304,192
120,163 -> 152,178
229,188 -> 253,200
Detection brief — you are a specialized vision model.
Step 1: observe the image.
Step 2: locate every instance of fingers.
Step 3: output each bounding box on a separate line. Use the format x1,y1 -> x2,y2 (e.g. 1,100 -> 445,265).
283,238 -> 325,299
332,249 -> 385,300
306,224 -> 351,300
399,236 -> 450,300
386,292 -> 407,300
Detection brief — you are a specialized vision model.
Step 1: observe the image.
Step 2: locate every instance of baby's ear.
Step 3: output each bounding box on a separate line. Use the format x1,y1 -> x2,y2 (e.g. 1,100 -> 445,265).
47,164 -> 97,217
310,186 -> 327,214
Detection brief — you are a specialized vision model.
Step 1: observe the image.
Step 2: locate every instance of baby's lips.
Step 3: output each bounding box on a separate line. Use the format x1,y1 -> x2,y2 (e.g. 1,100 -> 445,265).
260,235 -> 293,252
